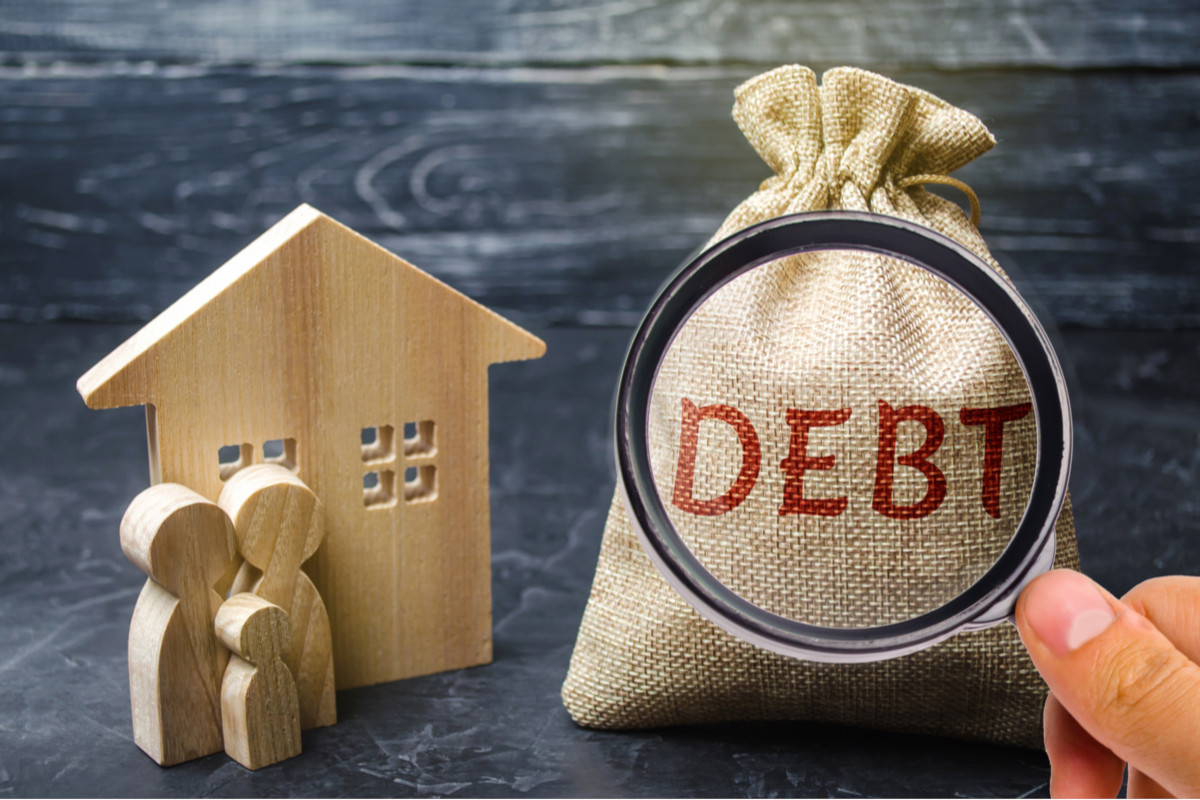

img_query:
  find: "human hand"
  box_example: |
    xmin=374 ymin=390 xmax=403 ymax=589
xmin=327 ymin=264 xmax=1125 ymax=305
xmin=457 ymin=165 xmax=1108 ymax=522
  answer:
xmin=1015 ymin=569 xmax=1200 ymax=798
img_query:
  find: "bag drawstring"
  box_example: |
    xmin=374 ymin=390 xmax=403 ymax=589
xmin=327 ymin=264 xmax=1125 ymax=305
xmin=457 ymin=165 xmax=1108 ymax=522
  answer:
xmin=897 ymin=174 xmax=981 ymax=228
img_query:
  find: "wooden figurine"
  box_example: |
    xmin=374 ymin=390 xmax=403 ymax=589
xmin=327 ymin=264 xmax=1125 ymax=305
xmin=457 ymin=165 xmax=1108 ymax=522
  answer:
xmin=120 ymin=484 xmax=237 ymax=766
xmin=215 ymin=593 xmax=302 ymax=770
xmin=219 ymin=464 xmax=336 ymax=729
xmin=78 ymin=204 xmax=545 ymax=690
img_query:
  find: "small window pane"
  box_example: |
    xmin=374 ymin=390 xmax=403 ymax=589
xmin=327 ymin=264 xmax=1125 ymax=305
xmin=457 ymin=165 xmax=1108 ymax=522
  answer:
xmin=404 ymin=464 xmax=437 ymax=503
xmin=263 ymin=438 xmax=298 ymax=472
xmin=218 ymin=443 xmax=252 ymax=481
xmin=362 ymin=425 xmax=395 ymax=463
xmin=403 ymin=420 xmax=436 ymax=457
xmin=363 ymin=470 xmax=396 ymax=508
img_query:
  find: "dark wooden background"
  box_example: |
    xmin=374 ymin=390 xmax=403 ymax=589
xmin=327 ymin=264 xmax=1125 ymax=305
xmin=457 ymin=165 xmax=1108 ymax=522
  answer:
xmin=2 ymin=2 xmax=1199 ymax=797
xmin=3 ymin=1 xmax=1199 ymax=329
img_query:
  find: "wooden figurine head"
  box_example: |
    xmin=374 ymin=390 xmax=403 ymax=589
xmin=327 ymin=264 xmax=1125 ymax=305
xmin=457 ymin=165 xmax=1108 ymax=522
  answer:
xmin=215 ymin=592 xmax=291 ymax=665
xmin=218 ymin=464 xmax=325 ymax=602
xmin=120 ymin=483 xmax=237 ymax=599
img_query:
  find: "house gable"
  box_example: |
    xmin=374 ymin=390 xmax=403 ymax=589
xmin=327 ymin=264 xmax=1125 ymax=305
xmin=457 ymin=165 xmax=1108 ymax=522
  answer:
xmin=77 ymin=204 xmax=545 ymax=411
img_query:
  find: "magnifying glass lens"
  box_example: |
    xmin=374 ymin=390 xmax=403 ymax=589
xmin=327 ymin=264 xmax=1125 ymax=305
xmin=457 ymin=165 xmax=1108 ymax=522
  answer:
xmin=618 ymin=213 xmax=1069 ymax=660
xmin=646 ymin=248 xmax=1036 ymax=629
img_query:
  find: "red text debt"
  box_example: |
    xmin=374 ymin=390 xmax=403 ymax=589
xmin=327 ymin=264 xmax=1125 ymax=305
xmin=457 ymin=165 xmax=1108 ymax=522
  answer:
xmin=671 ymin=398 xmax=1032 ymax=521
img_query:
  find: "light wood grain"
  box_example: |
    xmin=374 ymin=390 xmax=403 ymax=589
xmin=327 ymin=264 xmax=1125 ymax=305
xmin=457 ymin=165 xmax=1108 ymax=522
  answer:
xmin=219 ymin=464 xmax=336 ymax=729
xmin=4 ymin=1 xmax=1197 ymax=68
xmin=79 ymin=205 xmax=546 ymax=690
xmin=119 ymin=483 xmax=237 ymax=766
xmin=215 ymin=593 xmax=302 ymax=771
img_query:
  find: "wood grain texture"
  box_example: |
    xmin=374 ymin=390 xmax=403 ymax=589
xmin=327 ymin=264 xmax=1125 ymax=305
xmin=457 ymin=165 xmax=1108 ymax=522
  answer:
xmin=219 ymin=464 xmax=336 ymax=730
xmin=119 ymin=483 xmax=237 ymax=766
xmin=215 ymin=592 xmax=302 ymax=771
xmin=2 ymin=0 xmax=1198 ymax=68
xmin=78 ymin=205 xmax=546 ymax=691
xmin=3 ymin=65 xmax=1197 ymax=330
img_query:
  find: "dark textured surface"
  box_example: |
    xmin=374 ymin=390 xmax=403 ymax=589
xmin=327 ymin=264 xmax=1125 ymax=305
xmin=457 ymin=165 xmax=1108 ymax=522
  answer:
xmin=4 ymin=0 xmax=1199 ymax=68
xmin=0 ymin=320 xmax=1197 ymax=797
xmin=2 ymin=65 xmax=1199 ymax=329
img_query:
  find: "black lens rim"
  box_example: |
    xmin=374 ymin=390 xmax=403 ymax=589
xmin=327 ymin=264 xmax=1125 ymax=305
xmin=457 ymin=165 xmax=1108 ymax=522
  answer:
xmin=615 ymin=211 xmax=1071 ymax=658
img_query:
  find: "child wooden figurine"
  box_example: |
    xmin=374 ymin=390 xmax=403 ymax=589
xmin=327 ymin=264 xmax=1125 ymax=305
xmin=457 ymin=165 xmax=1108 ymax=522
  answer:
xmin=120 ymin=484 xmax=238 ymax=766
xmin=215 ymin=593 xmax=302 ymax=770
xmin=219 ymin=464 xmax=337 ymax=729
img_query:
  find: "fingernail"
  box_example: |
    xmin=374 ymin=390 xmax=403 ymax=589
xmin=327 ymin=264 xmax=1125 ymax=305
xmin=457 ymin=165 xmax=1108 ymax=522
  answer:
xmin=1023 ymin=570 xmax=1118 ymax=657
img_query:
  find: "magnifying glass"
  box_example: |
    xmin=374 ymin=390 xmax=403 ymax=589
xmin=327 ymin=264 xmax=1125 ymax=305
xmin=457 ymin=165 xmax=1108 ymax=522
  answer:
xmin=616 ymin=211 xmax=1071 ymax=663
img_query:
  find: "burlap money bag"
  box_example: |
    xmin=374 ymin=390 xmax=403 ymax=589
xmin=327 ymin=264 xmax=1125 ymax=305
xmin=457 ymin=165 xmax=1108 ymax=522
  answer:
xmin=561 ymin=65 xmax=1080 ymax=748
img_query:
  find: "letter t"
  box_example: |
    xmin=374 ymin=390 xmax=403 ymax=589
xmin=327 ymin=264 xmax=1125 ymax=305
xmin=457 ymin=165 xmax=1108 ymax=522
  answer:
xmin=959 ymin=402 xmax=1033 ymax=519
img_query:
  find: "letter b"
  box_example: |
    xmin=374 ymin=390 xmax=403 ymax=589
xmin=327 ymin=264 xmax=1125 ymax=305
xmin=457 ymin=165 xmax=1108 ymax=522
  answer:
xmin=873 ymin=400 xmax=947 ymax=520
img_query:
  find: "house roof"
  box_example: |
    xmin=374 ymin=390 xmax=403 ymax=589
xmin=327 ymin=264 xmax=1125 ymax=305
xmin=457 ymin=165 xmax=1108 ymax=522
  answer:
xmin=77 ymin=204 xmax=546 ymax=409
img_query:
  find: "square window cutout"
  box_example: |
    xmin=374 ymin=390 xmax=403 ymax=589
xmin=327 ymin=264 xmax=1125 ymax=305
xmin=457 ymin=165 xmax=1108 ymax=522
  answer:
xmin=362 ymin=425 xmax=395 ymax=463
xmin=405 ymin=464 xmax=437 ymax=503
xmin=404 ymin=420 xmax=436 ymax=457
xmin=363 ymin=469 xmax=396 ymax=508
xmin=218 ymin=443 xmax=252 ymax=481
xmin=263 ymin=438 xmax=298 ymax=472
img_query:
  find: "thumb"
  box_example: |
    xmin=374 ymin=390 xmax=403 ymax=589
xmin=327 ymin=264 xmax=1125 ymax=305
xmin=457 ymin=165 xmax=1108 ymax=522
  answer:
xmin=1016 ymin=569 xmax=1200 ymax=797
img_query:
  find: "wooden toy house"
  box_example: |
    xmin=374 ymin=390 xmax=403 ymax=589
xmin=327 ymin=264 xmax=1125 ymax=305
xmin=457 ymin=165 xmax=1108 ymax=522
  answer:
xmin=78 ymin=205 xmax=545 ymax=689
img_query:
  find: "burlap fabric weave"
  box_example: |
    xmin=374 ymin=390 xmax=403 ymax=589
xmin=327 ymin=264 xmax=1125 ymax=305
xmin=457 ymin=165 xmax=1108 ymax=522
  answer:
xmin=561 ymin=65 xmax=1080 ymax=748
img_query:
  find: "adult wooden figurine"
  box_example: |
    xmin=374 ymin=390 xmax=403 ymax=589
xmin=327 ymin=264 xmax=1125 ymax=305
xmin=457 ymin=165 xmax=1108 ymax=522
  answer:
xmin=120 ymin=484 xmax=238 ymax=765
xmin=219 ymin=464 xmax=337 ymax=729
xmin=216 ymin=593 xmax=302 ymax=770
